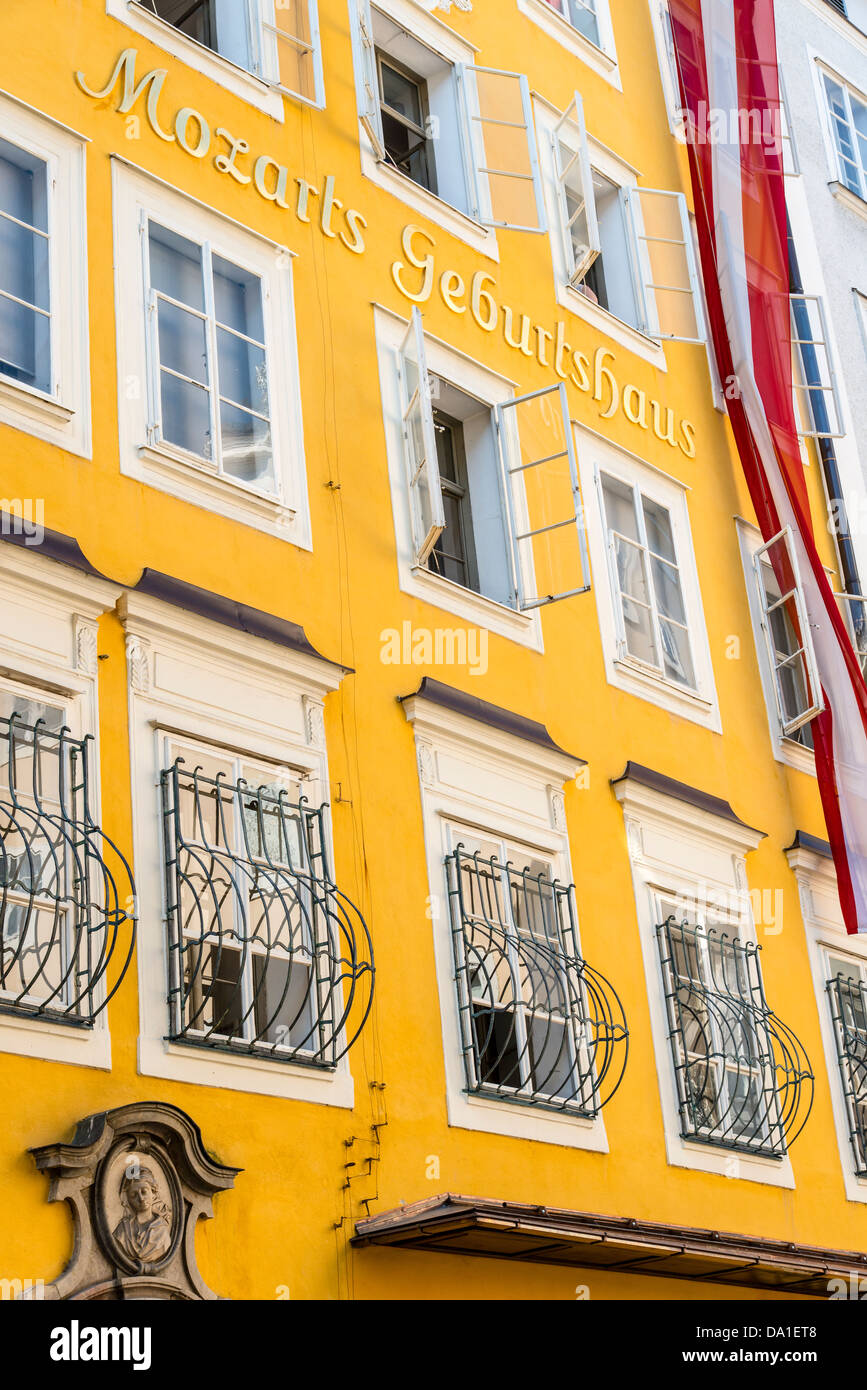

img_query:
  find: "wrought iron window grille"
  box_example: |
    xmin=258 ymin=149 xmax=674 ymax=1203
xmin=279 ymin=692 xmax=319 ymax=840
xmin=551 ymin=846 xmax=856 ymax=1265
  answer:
xmin=446 ymin=847 xmax=628 ymax=1115
xmin=0 ymin=713 xmax=136 ymax=1025
xmin=656 ymin=916 xmax=813 ymax=1157
xmin=827 ymin=971 xmax=867 ymax=1176
xmin=161 ymin=759 xmax=374 ymax=1066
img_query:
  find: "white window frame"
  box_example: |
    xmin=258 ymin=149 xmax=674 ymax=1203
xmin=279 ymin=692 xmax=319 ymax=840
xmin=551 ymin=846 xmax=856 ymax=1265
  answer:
xmin=374 ymin=304 xmax=543 ymax=650
xmin=401 ymin=685 xmax=611 ymax=1151
xmin=647 ymin=0 xmax=686 ymax=141
xmin=348 ymin=0 xmax=499 ymax=257
xmin=736 ymin=518 xmax=817 ymax=777
xmin=614 ymin=767 xmax=795 ymax=1188
xmin=516 ymin=0 xmax=620 ymax=87
xmin=113 ymin=159 xmax=310 ymax=546
xmin=818 ymin=61 xmax=867 ymax=200
xmin=790 ymin=293 xmax=846 ymax=440
xmin=535 ymin=98 xmax=668 ymax=367
xmin=787 ymin=839 xmax=867 ymax=1203
xmin=578 ymin=429 xmax=720 ymax=730
xmin=122 ymin=588 xmax=357 ymax=1104
xmin=0 ymin=93 xmax=90 ymax=458
xmin=105 ymin=0 xmax=327 ymax=119
xmin=0 ymin=541 xmax=121 ymax=1070
xmin=753 ymin=526 xmax=825 ymax=737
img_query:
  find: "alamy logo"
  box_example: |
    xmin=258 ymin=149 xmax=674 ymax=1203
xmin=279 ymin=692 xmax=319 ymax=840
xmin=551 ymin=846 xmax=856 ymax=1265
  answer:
xmin=0 ymin=498 xmax=44 ymax=546
xmin=49 ymin=1320 xmax=152 ymax=1372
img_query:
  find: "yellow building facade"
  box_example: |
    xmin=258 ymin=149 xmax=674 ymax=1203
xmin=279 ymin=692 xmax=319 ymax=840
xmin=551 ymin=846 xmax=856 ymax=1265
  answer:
xmin=0 ymin=0 xmax=865 ymax=1303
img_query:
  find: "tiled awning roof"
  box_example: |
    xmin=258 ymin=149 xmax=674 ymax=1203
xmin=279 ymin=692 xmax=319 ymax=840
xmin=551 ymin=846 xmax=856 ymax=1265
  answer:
xmin=353 ymin=1194 xmax=867 ymax=1298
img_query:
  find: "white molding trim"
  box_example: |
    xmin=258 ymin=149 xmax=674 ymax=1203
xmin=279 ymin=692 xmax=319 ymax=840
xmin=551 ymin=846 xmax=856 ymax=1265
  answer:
xmin=614 ymin=768 xmax=796 ymax=1188
xmin=0 ymin=543 xmax=122 ymax=1069
xmin=402 ymin=692 xmax=612 ymax=1151
xmin=829 ymin=179 xmax=867 ymax=223
xmin=786 ymin=842 xmax=867 ymax=1204
xmin=119 ymin=588 xmax=357 ymax=1104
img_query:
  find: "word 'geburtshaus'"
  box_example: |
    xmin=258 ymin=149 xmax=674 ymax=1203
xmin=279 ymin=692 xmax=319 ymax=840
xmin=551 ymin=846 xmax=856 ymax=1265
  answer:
xmin=75 ymin=50 xmax=367 ymax=254
xmin=391 ymin=225 xmax=696 ymax=458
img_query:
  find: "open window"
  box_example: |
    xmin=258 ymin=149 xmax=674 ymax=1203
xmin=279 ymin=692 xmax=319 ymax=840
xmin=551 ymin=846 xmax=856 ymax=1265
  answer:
xmin=754 ymin=527 xmax=824 ymax=737
xmin=552 ymin=92 xmax=600 ymax=284
xmin=353 ymin=0 xmax=546 ymax=231
xmin=791 ymin=294 xmax=845 ymax=439
xmin=397 ymin=312 xmax=591 ymax=612
xmin=624 ymin=187 xmax=705 ymax=341
xmin=136 ymin=0 xmax=325 ymax=107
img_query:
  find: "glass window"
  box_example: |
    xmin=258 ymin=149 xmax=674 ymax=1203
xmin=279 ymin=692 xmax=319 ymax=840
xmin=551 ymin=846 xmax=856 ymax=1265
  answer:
xmin=827 ymin=954 xmax=867 ymax=1175
xmin=147 ymin=221 xmax=274 ymax=490
xmin=377 ymin=53 xmax=435 ymax=193
xmin=544 ymin=0 xmax=600 ymax=47
xmin=0 ymin=136 xmax=50 ymax=394
xmin=427 ymin=409 xmax=478 ymax=591
xmin=823 ymin=71 xmax=867 ymax=199
xmin=754 ymin=528 xmax=823 ymax=737
xmin=601 ymin=472 xmax=696 ymax=687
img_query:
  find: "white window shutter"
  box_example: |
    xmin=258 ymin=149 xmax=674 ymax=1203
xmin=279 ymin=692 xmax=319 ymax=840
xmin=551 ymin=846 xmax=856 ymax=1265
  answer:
xmin=624 ymin=186 xmax=705 ymax=342
xmin=791 ymin=294 xmax=845 ymax=439
xmin=398 ymin=308 xmax=444 ymax=566
xmin=552 ymin=92 xmax=600 ymax=284
xmin=355 ymin=0 xmax=384 ymax=158
xmin=458 ymin=65 xmax=547 ymax=232
xmin=496 ymin=382 xmax=591 ymax=610
xmin=260 ymin=0 xmax=325 ymax=109
xmin=754 ymin=527 xmax=824 ymax=736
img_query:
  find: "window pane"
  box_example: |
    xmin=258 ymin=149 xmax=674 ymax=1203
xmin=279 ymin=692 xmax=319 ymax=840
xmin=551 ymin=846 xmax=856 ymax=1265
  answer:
xmin=0 ymin=216 xmax=49 ymax=312
xmin=659 ymin=616 xmax=696 ymax=687
xmin=601 ymin=473 xmax=639 ymax=541
xmin=160 ymin=372 xmax=212 ymax=459
xmin=213 ymin=255 xmax=264 ymax=342
xmin=642 ymin=496 xmax=677 ymax=562
xmin=0 ymin=138 xmax=48 ymax=231
xmin=149 ymin=223 xmax=205 ymax=310
xmin=650 ymin=556 xmax=687 ymax=624
xmin=380 ymin=62 xmax=423 ymax=125
xmin=217 ymin=328 xmax=268 ymax=414
xmin=157 ymin=299 xmax=209 ymax=384
xmin=252 ymin=954 xmax=315 ymax=1051
xmin=0 ymin=295 xmax=50 ymax=392
xmin=219 ymin=400 xmax=273 ymax=485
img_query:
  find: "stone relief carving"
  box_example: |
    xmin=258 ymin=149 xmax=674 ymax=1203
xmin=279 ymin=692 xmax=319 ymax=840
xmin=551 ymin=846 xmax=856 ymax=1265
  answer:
xmin=74 ymin=619 xmax=99 ymax=676
xmin=125 ymin=636 xmax=150 ymax=694
xmin=303 ymin=696 xmax=326 ymax=749
xmin=549 ymin=790 xmax=566 ymax=831
xmin=29 ymin=1102 xmax=241 ymax=1301
xmin=417 ymin=742 xmax=435 ymax=786
xmin=435 ymin=0 xmax=472 ymax=11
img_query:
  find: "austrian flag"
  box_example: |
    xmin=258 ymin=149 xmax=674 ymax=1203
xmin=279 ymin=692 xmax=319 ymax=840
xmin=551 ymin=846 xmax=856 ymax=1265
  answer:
xmin=668 ymin=0 xmax=867 ymax=932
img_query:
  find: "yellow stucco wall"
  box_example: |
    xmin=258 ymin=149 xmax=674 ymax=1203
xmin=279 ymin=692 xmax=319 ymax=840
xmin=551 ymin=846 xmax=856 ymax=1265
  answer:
xmin=0 ymin=0 xmax=858 ymax=1301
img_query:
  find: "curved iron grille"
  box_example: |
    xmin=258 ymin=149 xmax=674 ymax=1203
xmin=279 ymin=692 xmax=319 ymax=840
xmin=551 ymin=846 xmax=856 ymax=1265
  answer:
xmin=161 ymin=759 xmax=374 ymax=1065
xmin=827 ymin=971 xmax=867 ymax=1176
xmin=446 ymin=848 xmax=628 ymax=1115
xmin=0 ymin=713 xmax=136 ymax=1025
xmin=656 ymin=917 xmax=813 ymax=1157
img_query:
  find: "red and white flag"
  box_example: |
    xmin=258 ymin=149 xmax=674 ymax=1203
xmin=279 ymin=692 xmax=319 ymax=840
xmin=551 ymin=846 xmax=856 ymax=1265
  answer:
xmin=668 ymin=0 xmax=867 ymax=932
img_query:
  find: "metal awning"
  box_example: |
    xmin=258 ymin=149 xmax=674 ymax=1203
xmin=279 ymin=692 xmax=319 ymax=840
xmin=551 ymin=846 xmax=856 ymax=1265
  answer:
xmin=353 ymin=1194 xmax=867 ymax=1297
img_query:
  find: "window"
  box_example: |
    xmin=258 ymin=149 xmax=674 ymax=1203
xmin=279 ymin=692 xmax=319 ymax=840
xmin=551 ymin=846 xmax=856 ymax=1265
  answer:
xmin=115 ymin=163 xmax=309 ymax=543
xmin=0 ymin=137 xmax=50 ymax=395
xmin=398 ymin=308 xmax=591 ymax=612
xmin=754 ymin=527 xmax=824 ymax=738
xmin=0 ymin=684 xmax=135 ymax=1026
xmin=146 ymin=221 xmax=274 ymax=492
xmin=546 ymin=94 xmax=704 ymax=341
xmin=657 ymin=910 xmax=813 ymax=1157
xmin=791 ymin=294 xmax=844 ymax=439
xmin=542 ymin=0 xmax=600 ymax=46
xmin=447 ymin=831 xmax=627 ymax=1114
xmin=822 ymin=69 xmax=867 ymax=199
xmin=837 ymin=591 xmax=867 ymax=676
xmin=133 ymin=0 xmax=325 ymax=107
xmin=352 ymin=0 xmax=546 ymax=234
xmin=827 ymin=955 xmax=867 ymax=1176
xmin=600 ymin=471 xmax=696 ymax=688
xmin=0 ymin=96 xmax=90 ymax=456
xmin=161 ymin=736 xmax=373 ymax=1066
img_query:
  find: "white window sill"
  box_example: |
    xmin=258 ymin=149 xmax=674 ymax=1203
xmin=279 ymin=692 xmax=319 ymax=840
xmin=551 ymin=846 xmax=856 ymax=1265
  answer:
xmin=408 ymin=563 xmax=543 ymax=652
xmin=132 ymin=442 xmax=306 ymax=545
xmin=665 ymin=1131 xmax=796 ymax=1188
xmin=516 ymin=0 xmax=621 ymax=88
xmin=0 ymin=373 xmax=87 ymax=454
xmin=139 ymin=1034 xmax=356 ymax=1105
xmin=560 ymin=281 xmax=668 ymax=370
xmin=829 ymin=180 xmax=867 ymax=224
xmin=611 ymin=655 xmax=721 ymax=730
xmin=360 ymin=145 xmax=499 ymax=261
xmin=0 ymin=1009 xmax=111 ymax=1070
xmin=108 ymin=0 xmax=285 ymax=121
xmin=777 ymin=735 xmax=817 ymax=777
xmin=448 ymin=1087 xmax=610 ymax=1151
